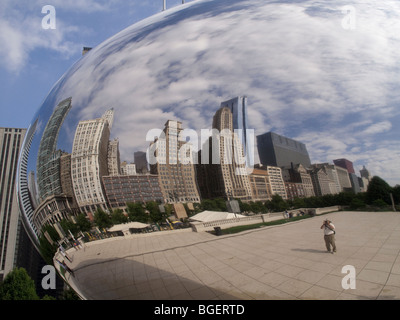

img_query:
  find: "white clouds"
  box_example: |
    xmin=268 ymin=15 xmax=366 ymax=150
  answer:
xmin=0 ymin=2 xmax=81 ymax=73
xmin=361 ymin=121 xmax=392 ymax=135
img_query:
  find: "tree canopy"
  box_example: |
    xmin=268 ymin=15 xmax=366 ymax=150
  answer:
xmin=0 ymin=268 xmax=39 ymax=300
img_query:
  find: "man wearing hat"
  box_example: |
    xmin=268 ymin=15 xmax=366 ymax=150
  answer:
xmin=321 ymin=219 xmax=336 ymax=253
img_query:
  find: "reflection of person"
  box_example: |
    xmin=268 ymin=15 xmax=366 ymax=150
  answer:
xmin=59 ymin=245 xmax=72 ymax=263
xmin=56 ymin=259 xmax=74 ymax=276
xmin=320 ymin=219 xmax=336 ymax=254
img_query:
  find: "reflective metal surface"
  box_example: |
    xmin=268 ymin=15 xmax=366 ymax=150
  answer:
xmin=17 ymin=0 xmax=400 ymax=245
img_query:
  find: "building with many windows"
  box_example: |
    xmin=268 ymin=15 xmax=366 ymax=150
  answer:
xmin=199 ymin=106 xmax=253 ymax=201
xmin=36 ymin=97 xmax=72 ymax=202
xmin=71 ymin=109 xmax=114 ymax=214
xmin=265 ymin=165 xmax=287 ymax=200
xmin=248 ymin=168 xmax=273 ymax=201
xmin=281 ymin=163 xmax=315 ymax=198
xmin=107 ymin=139 xmax=121 ymax=176
xmin=335 ymin=165 xmax=352 ymax=192
xmin=150 ymin=120 xmax=201 ymax=203
xmin=308 ymin=166 xmax=332 ymax=197
xmin=102 ymin=174 xmax=164 ymax=209
xmin=0 ymin=127 xmax=26 ymax=280
xmin=220 ymin=96 xmax=253 ymax=167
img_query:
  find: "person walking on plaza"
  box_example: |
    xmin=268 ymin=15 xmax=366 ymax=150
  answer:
xmin=321 ymin=219 xmax=336 ymax=254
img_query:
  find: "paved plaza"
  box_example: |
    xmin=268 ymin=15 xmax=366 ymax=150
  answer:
xmin=57 ymin=211 xmax=400 ymax=300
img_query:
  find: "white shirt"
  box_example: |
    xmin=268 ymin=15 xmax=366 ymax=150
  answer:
xmin=324 ymin=223 xmax=335 ymax=235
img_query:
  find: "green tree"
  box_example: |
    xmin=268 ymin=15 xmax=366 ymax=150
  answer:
xmin=350 ymin=198 xmax=366 ymax=210
xmin=59 ymin=218 xmax=79 ymax=237
xmin=146 ymin=201 xmax=164 ymax=223
xmin=266 ymin=194 xmax=289 ymax=212
xmin=0 ymin=268 xmax=39 ymax=300
xmin=250 ymin=201 xmax=266 ymax=213
xmin=214 ymin=198 xmax=228 ymax=211
xmin=127 ymin=202 xmax=149 ymax=223
xmin=200 ymin=199 xmax=219 ymax=211
xmin=392 ymin=185 xmax=400 ymax=203
xmin=239 ymin=200 xmax=251 ymax=213
xmin=292 ymin=197 xmax=306 ymax=209
xmin=93 ymin=208 xmax=113 ymax=229
xmin=366 ymin=176 xmax=392 ymax=205
xmin=372 ymin=199 xmax=388 ymax=208
xmin=39 ymin=224 xmax=60 ymax=264
xmin=110 ymin=208 xmax=128 ymax=224
xmin=334 ymin=191 xmax=356 ymax=206
xmin=75 ymin=213 xmax=92 ymax=232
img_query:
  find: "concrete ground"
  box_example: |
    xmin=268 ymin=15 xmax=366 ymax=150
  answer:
xmin=57 ymin=211 xmax=400 ymax=300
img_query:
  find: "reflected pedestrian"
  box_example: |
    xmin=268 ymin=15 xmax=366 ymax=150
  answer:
xmin=59 ymin=244 xmax=72 ymax=263
xmin=56 ymin=259 xmax=74 ymax=277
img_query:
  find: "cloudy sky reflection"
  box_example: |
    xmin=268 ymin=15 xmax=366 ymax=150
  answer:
xmin=24 ymin=0 xmax=400 ymax=186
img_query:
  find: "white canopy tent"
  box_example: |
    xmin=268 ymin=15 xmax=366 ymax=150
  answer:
xmin=107 ymin=222 xmax=150 ymax=234
xmin=189 ymin=211 xmax=245 ymax=223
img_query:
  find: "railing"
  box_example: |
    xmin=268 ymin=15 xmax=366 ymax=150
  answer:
xmin=190 ymin=206 xmax=341 ymax=232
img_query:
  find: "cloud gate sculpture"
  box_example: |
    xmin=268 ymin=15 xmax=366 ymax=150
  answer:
xmin=16 ymin=0 xmax=400 ymax=299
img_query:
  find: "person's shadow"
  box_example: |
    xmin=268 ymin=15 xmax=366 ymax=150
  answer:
xmin=291 ymin=248 xmax=327 ymax=254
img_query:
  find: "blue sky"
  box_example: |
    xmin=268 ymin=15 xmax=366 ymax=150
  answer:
xmin=1 ymin=0 xmax=399 ymax=187
xmin=0 ymin=0 xmax=189 ymax=128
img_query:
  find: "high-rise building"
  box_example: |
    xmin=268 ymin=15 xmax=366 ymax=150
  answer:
xmin=308 ymin=166 xmax=332 ymax=197
xmin=333 ymin=158 xmax=360 ymax=193
xmin=17 ymin=118 xmax=40 ymax=241
xmin=333 ymin=158 xmax=355 ymax=174
xmin=281 ymin=163 xmax=315 ymax=198
xmin=248 ymin=168 xmax=273 ymax=201
xmin=103 ymin=174 xmax=164 ymax=209
xmin=265 ymin=166 xmax=287 ymax=200
xmin=220 ymin=96 xmax=253 ymax=167
xmin=107 ymin=139 xmax=121 ymax=176
xmin=71 ymin=108 xmax=114 ymax=214
xmin=199 ymin=107 xmax=252 ymax=201
xmin=150 ymin=120 xmax=201 ymax=203
xmin=121 ymin=162 xmax=137 ymax=175
xmin=335 ymin=165 xmax=352 ymax=192
xmin=36 ymin=97 xmax=72 ymax=202
xmin=257 ymin=132 xmax=311 ymax=168
xmin=312 ymin=163 xmax=341 ymax=194
xmin=134 ymin=151 xmax=149 ymax=174
xmin=360 ymin=165 xmax=372 ymax=181
xmin=0 ymin=127 xmax=26 ymax=280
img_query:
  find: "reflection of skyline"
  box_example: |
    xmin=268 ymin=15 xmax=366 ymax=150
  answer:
xmin=17 ymin=0 xmax=400 ymax=243
xmin=21 ymin=0 xmax=399 ymax=186
xmin=36 ymin=98 xmax=72 ymax=202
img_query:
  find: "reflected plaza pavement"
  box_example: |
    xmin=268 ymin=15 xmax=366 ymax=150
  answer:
xmin=55 ymin=211 xmax=400 ymax=300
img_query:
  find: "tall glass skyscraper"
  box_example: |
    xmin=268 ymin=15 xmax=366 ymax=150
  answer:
xmin=36 ymin=97 xmax=72 ymax=201
xmin=220 ymin=96 xmax=254 ymax=167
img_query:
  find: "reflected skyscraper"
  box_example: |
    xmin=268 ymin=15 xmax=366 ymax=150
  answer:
xmin=200 ymin=106 xmax=253 ymax=201
xmin=36 ymin=97 xmax=72 ymax=201
xmin=150 ymin=120 xmax=201 ymax=203
xmin=71 ymin=108 xmax=114 ymax=215
xmin=220 ymin=96 xmax=253 ymax=167
xmin=257 ymin=132 xmax=311 ymax=169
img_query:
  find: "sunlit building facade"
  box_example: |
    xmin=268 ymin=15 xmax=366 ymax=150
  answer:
xmin=71 ymin=109 xmax=114 ymax=214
